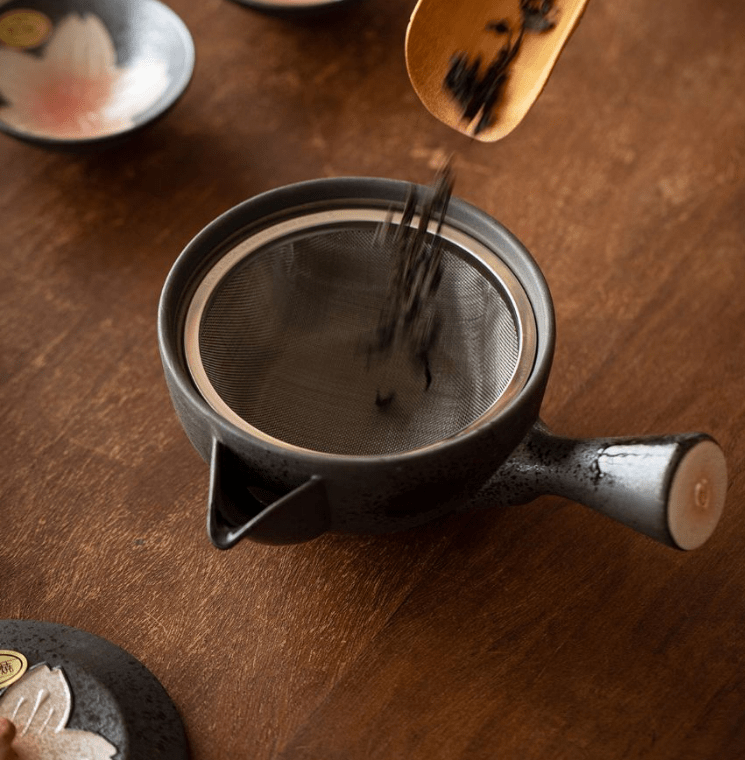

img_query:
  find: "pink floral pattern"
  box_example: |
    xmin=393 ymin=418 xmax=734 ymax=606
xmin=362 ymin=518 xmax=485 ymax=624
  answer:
xmin=0 ymin=13 xmax=170 ymax=139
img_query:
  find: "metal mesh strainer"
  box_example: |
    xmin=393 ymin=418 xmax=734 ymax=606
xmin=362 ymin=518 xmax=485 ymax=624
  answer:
xmin=183 ymin=206 xmax=537 ymax=456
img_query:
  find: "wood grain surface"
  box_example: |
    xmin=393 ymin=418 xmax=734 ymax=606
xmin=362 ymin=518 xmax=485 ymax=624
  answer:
xmin=1 ymin=0 xmax=744 ymax=758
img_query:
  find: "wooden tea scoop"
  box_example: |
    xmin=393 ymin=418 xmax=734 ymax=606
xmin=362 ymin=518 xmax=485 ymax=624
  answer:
xmin=405 ymin=0 xmax=590 ymax=142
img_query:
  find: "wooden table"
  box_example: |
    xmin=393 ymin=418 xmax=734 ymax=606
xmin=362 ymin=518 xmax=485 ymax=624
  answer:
xmin=2 ymin=0 xmax=744 ymax=757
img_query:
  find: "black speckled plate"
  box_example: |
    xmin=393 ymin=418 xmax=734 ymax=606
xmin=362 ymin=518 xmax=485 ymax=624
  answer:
xmin=0 ymin=620 xmax=188 ymax=760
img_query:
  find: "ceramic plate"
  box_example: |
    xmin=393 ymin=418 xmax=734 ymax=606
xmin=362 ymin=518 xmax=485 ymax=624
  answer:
xmin=0 ymin=620 xmax=188 ymax=760
xmin=0 ymin=0 xmax=195 ymax=147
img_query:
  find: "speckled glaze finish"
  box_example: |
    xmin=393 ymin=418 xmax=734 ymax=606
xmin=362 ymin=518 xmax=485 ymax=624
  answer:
xmin=468 ymin=423 xmax=720 ymax=548
xmin=0 ymin=620 xmax=188 ymax=760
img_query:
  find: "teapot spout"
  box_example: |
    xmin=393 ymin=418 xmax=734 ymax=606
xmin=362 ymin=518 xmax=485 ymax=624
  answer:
xmin=207 ymin=440 xmax=330 ymax=548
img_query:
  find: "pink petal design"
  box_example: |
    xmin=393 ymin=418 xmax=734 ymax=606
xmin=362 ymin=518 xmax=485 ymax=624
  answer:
xmin=1 ymin=665 xmax=71 ymax=735
xmin=23 ymin=726 xmax=117 ymax=758
xmin=0 ymin=69 xmax=117 ymax=138
xmin=104 ymin=59 xmax=170 ymax=121
xmin=43 ymin=13 xmax=117 ymax=77
xmin=0 ymin=48 xmax=48 ymax=109
xmin=0 ymin=664 xmax=117 ymax=759
xmin=0 ymin=12 xmax=171 ymax=139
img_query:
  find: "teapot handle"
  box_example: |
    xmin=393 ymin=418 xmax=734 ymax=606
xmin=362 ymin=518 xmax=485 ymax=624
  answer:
xmin=473 ymin=423 xmax=727 ymax=550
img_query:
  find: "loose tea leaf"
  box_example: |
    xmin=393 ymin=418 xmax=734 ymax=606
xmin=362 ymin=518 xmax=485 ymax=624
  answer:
xmin=444 ymin=0 xmax=558 ymax=135
xmin=521 ymin=0 xmax=557 ymax=31
xmin=367 ymin=159 xmax=455 ymax=403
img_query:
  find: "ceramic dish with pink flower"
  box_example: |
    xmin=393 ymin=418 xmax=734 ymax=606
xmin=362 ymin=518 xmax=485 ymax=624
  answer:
xmin=0 ymin=0 xmax=194 ymax=147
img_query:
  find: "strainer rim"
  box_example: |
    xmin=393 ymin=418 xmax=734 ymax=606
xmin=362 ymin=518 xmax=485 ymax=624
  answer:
xmin=158 ymin=176 xmax=556 ymax=465
xmin=183 ymin=206 xmax=537 ymax=458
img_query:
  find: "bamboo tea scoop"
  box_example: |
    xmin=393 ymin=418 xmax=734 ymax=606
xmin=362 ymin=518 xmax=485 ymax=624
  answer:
xmin=406 ymin=0 xmax=590 ymax=142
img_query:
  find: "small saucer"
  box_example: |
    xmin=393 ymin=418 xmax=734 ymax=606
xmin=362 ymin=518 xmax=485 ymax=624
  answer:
xmin=227 ymin=0 xmax=365 ymax=17
xmin=0 ymin=0 xmax=195 ymax=148
xmin=0 ymin=620 xmax=188 ymax=760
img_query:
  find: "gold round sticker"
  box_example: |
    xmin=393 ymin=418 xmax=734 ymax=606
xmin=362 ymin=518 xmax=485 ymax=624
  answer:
xmin=0 ymin=9 xmax=52 ymax=49
xmin=0 ymin=650 xmax=28 ymax=689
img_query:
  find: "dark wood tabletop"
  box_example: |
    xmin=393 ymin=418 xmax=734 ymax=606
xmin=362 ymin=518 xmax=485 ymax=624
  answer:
xmin=2 ymin=0 xmax=744 ymax=758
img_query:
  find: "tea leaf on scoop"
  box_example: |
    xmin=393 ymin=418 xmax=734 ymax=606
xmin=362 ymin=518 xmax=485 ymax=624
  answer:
xmin=443 ymin=0 xmax=558 ymax=135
